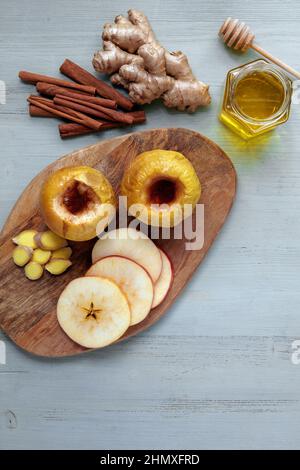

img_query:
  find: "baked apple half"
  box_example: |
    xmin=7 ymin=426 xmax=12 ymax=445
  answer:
xmin=120 ymin=150 xmax=201 ymax=227
xmin=40 ymin=166 xmax=116 ymax=241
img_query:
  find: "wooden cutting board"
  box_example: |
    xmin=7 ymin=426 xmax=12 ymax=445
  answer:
xmin=0 ymin=128 xmax=236 ymax=357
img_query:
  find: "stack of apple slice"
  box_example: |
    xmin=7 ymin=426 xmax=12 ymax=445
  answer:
xmin=57 ymin=228 xmax=173 ymax=349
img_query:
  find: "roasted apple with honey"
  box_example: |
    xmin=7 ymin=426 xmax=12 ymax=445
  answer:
xmin=120 ymin=150 xmax=201 ymax=227
xmin=40 ymin=166 xmax=116 ymax=241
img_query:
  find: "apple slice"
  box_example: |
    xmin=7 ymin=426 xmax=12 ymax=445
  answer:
xmin=57 ymin=276 xmax=130 ymax=348
xmin=152 ymin=249 xmax=173 ymax=308
xmin=86 ymin=256 xmax=154 ymax=326
xmin=92 ymin=228 xmax=162 ymax=282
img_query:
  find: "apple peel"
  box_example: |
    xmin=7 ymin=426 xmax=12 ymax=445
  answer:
xmin=152 ymin=249 xmax=173 ymax=308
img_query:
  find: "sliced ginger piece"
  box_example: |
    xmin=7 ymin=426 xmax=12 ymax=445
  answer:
xmin=12 ymin=246 xmax=33 ymax=267
xmin=12 ymin=229 xmax=38 ymax=249
xmin=35 ymin=230 xmax=68 ymax=251
xmin=51 ymin=247 xmax=72 ymax=260
xmin=24 ymin=261 xmax=44 ymax=280
xmin=45 ymin=258 xmax=72 ymax=275
xmin=32 ymin=248 xmax=52 ymax=265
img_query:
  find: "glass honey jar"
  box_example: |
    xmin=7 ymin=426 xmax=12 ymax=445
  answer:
xmin=220 ymin=59 xmax=293 ymax=139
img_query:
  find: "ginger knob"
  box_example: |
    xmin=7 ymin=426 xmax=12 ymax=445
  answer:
xmin=51 ymin=247 xmax=72 ymax=260
xmin=45 ymin=259 xmax=72 ymax=275
xmin=32 ymin=248 xmax=52 ymax=264
xmin=24 ymin=262 xmax=44 ymax=280
xmin=12 ymin=229 xmax=38 ymax=249
xmin=35 ymin=231 xmax=68 ymax=251
xmin=93 ymin=9 xmax=211 ymax=112
xmin=12 ymin=246 xmax=33 ymax=267
xmin=12 ymin=228 xmax=72 ymax=280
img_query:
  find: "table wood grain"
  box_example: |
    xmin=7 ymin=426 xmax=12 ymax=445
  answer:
xmin=1 ymin=0 xmax=300 ymax=450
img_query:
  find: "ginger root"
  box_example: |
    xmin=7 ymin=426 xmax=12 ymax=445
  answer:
xmin=45 ymin=259 xmax=72 ymax=275
xmin=25 ymin=262 xmax=44 ymax=280
xmin=35 ymin=230 xmax=68 ymax=251
xmin=13 ymin=246 xmax=33 ymax=267
xmin=93 ymin=9 xmax=211 ymax=112
xmin=32 ymin=248 xmax=52 ymax=265
xmin=51 ymin=247 xmax=72 ymax=260
xmin=12 ymin=228 xmax=72 ymax=280
xmin=12 ymin=229 xmax=38 ymax=249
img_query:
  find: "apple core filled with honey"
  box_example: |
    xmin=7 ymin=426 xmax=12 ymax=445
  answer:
xmin=40 ymin=166 xmax=116 ymax=241
xmin=147 ymin=177 xmax=183 ymax=205
xmin=120 ymin=149 xmax=201 ymax=227
xmin=62 ymin=180 xmax=98 ymax=215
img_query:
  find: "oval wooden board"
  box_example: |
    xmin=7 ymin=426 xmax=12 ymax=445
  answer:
xmin=0 ymin=128 xmax=236 ymax=357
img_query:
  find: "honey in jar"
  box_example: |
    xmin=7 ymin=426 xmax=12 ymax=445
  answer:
xmin=220 ymin=59 xmax=293 ymax=139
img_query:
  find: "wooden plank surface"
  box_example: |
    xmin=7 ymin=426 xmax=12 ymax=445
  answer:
xmin=1 ymin=0 xmax=300 ymax=450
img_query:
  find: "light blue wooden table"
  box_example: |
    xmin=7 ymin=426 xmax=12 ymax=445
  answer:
xmin=1 ymin=0 xmax=300 ymax=450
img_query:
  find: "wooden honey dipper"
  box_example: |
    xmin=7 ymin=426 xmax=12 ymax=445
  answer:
xmin=219 ymin=17 xmax=300 ymax=80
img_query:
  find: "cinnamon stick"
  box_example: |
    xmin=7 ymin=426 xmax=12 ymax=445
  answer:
xmin=57 ymin=91 xmax=116 ymax=109
xmin=33 ymin=96 xmax=104 ymax=124
xmin=29 ymin=104 xmax=55 ymax=117
xmin=29 ymin=95 xmax=54 ymax=105
xmin=127 ymin=110 xmax=146 ymax=124
xmin=19 ymin=71 xmax=96 ymax=95
xmin=29 ymin=95 xmax=73 ymax=113
xmin=59 ymin=111 xmax=146 ymax=138
xmin=36 ymin=82 xmax=89 ymax=97
xmin=36 ymin=82 xmax=117 ymax=108
xmin=29 ymin=95 xmax=98 ymax=122
xmin=29 ymin=96 xmax=77 ymax=119
xmin=29 ymin=95 xmax=106 ymax=120
xmin=54 ymin=95 xmax=134 ymax=124
xmin=59 ymin=121 xmax=123 ymax=138
xmin=27 ymin=96 xmax=103 ymax=130
xmin=60 ymin=59 xmax=133 ymax=110
xmin=53 ymin=96 xmax=113 ymax=120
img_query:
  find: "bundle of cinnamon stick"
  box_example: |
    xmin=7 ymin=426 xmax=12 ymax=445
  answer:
xmin=19 ymin=59 xmax=146 ymax=138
